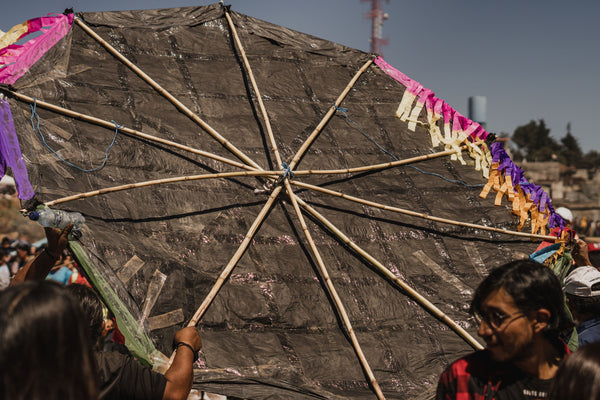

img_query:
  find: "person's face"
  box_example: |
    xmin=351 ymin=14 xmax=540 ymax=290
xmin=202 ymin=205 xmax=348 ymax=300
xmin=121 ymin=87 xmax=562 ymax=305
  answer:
xmin=17 ymin=248 xmax=28 ymax=258
xmin=475 ymin=287 xmax=538 ymax=363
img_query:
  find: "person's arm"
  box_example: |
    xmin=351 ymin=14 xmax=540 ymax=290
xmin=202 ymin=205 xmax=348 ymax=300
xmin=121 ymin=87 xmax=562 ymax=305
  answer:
xmin=10 ymin=224 xmax=72 ymax=285
xmin=572 ymin=239 xmax=592 ymax=268
xmin=162 ymin=326 xmax=202 ymax=400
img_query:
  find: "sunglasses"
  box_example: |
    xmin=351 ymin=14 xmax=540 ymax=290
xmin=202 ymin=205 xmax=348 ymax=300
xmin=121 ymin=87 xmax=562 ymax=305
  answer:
xmin=473 ymin=310 xmax=525 ymax=331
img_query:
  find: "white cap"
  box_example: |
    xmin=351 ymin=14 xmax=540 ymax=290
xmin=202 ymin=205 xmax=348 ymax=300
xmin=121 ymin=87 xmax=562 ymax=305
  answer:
xmin=556 ymin=207 xmax=573 ymax=223
xmin=564 ymin=266 xmax=600 ymax=297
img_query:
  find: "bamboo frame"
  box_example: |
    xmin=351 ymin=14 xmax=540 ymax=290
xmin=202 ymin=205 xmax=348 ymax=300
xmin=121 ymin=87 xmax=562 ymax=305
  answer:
xmin=5 ymin=90 xmax=255 ymax=172
xmin=44 ymin=170 xmax=280 ymax=207
xmin=189 ymin=185 xmax=283 ymax=326
xmin=293 ymin=195 xmax=484 ymax=350
xmin=288 ymin=58 xmax=374 ymax=170
xmin=167 ymin=186 xmax=284 ymax=368
xmin=290 ymin=180 xmax=557 ymax=241
xmin=20 ymin=14 xmax=535 ymax=369
xmin=291 ymin=147 xmax=465 ymax=176
xmin=40 ymin=147 xmax=463 ymax=207
xmin=73 ymin=17 xmax=263 ymax=171
xmin=284 ymin=179 xmax=385 ymax=399
xmin=225 ymin=10 xmax=283 ymax=168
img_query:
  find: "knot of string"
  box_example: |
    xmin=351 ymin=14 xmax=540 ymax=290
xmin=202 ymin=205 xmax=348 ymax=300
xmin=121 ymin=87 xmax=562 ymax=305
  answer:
xmin=280 ymin=162 xmax=295 ymax=180
xmin=30 ymin=98 xmax=121 ymax=172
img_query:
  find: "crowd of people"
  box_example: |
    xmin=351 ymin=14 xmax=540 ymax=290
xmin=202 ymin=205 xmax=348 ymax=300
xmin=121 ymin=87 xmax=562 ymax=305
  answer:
xmin=3 ymin=208 xmax=600 ymax=400
xmin=0 ymin=234 xmax=90 ymax=290
xmin=573 ymin=216 xmax=600 ymax=238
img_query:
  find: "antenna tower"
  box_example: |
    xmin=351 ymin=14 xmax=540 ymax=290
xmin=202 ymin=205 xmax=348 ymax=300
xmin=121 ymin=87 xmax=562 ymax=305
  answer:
xmin=362 ymin=0 xmax=389 ymax=55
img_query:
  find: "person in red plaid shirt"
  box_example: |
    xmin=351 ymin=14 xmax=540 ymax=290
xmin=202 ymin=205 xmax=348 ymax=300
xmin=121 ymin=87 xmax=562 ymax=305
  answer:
xmin=436 ymin=260 xmax=573 ymax=400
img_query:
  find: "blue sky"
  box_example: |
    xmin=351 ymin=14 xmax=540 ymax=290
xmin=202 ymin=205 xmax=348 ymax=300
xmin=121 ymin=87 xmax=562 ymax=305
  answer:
xmin=2 ymin=0 xmax=599 ymax=153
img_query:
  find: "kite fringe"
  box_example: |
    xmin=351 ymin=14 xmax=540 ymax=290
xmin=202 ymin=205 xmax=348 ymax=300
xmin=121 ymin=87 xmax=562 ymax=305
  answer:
xmin=374 ymin=56 xmax=565 ymax=236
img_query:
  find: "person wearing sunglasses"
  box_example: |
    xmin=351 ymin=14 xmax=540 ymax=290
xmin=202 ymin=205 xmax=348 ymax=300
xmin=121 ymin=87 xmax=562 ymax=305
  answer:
xmin=436 ymin=259 xmax=573 ymax=400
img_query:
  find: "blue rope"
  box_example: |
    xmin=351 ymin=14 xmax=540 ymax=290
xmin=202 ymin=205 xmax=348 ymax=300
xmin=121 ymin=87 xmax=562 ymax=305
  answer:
xmin=334 ymin=105 xmax=399 ymax=161
xmin=280 ymin=162 xmax=295 ymax=179
xmin=333 ymin=104 xmax=485 ymax=188
xmin=404 ymin=165 xmax=485 ymax=188
xmin=30 ymin=98 xmax=121 ymax=172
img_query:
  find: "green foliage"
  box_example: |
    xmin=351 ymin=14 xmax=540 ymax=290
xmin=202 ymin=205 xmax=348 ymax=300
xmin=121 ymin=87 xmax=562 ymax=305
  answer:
xmin=560 ymin=133 xmax=583 ymax=166
xmin=582 ymin=150 xmax=600 ymax=170
xmin=511 ymin=120 xmax=596 ymax=169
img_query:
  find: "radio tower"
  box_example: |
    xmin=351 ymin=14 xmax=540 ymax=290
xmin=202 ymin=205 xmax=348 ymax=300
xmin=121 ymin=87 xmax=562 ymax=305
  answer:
xmin=362 ymin=0 xmax=389 ymax=55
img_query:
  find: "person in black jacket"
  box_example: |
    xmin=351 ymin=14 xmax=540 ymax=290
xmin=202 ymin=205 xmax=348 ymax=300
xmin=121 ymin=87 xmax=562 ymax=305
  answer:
xmin=12 ymin=224 xmax=202 ymax=400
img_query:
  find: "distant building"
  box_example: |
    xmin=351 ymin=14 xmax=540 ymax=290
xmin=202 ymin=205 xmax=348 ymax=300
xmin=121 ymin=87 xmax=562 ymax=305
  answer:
xmin=468 ymin=96 xmax=487 ymax=130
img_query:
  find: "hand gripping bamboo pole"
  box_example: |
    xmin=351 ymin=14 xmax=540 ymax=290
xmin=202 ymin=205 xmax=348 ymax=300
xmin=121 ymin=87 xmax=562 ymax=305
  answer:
xmin=290 ymin=181 xmax=557 ymax=241
xmin=73 ymin=17 xmax=263 ymax=171
xmin=5 ymin=90 xmax=255 ymax=172
xmin=284 ymin=179 xmax=385 ymax=399
xmin=292 ymin=195 xmax=484 ymax=351
xmin=225 ymin=10 xmax=283 ymax=168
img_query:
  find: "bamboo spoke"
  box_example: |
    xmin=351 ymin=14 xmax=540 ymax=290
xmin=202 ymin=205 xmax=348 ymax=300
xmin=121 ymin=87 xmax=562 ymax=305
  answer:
xmin=291 ymin=180 xmax=555 ymax=241
xmin=291 ymin=147 xmax=465 ymax=176
xmin=188 ymin=185 xmax=282 ymax=326
xmin=44 ymin=170 xmax=280 ymax=207
xmin=288 ymin=58 xmax=374 ymax=170
xmin=225 ymin=11 xmax=283 ymax=167
xmin=74 ymin=17 xmax=263 ymax=171
xmin=292 ymin=194 xmax=483 ymax=350
xmin=284 ymin=179 xmax=385 ymax=399
xmin=5 ymin=90 xmax=255 ymax=172
xmin=166 ymin=185 xmax=284 ymax=368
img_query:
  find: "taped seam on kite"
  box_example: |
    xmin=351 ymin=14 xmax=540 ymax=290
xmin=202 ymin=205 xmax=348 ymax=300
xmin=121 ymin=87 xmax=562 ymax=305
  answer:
xmin=413 ymin=250 xmax=472 ymax=296
xmin=463 ymin=243 xmax=487 ymax=280
xmin=148 ymin=309 xmax=185 ymax=331
xmin=138 ymin=269 xmax=168 ymax=328
xmin=117 ymin=255 xmax=145 ymax=284
xmin=0 ymin=13 xmax=73 ymax=85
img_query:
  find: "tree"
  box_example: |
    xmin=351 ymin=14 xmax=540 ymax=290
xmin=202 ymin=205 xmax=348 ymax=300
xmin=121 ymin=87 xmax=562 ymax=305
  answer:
xmin=511 ymin=119 xmax=561 ymax=161
xmin=582 ymin=150 xmax=600 ymax=171
xmin=560 ymin=132 xmax=583 ymax=167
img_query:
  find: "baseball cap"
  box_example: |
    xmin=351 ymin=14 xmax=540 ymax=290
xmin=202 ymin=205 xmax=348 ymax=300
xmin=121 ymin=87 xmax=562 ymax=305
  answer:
xmin=589 ymin=242 xmax=600 ymax=253
xmin=555 ymin=207 xmax=573 ymax=223
xmin=564 ymin=266 xmax=600 ymax=297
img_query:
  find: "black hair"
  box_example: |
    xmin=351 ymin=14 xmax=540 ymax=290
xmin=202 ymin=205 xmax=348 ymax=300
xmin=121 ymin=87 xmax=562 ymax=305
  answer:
xmin=16 ymin=243 xmax=30 ymax=253
xmin=0 ymin=281 xmax=98 ymax=400
xmin=549 ymin=342 xmax=600 ymax=400
xmin=471 ymin=259 xmax=573 ymax=338
xmin=566 ymin=293 xmax=600 ymax=316
xmin=65 ymin=283 xmax=105 ymax=349
xmin=589 ymin=251 xmax=600 ymax=269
